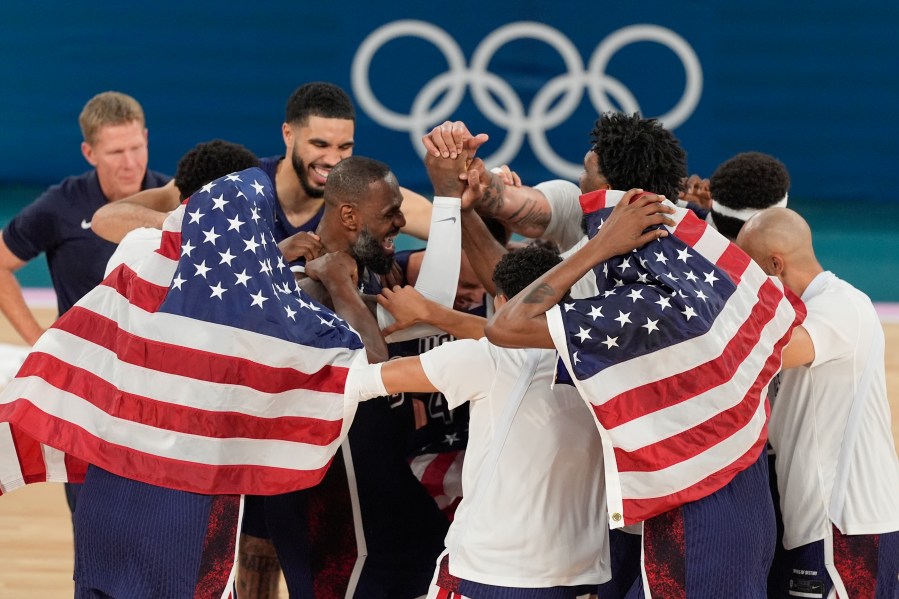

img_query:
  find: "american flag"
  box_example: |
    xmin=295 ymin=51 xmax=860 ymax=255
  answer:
xmin=546 ymin=189 xmax=805 ymax=527
xmin=0 ymin=167 xmax=364 ymax=496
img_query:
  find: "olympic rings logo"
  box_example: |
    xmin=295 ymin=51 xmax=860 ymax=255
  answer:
xmin=351 ymin=21 xmax=703 ymax=180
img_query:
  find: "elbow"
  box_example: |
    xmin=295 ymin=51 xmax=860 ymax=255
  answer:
xmin=484 ymin=314 xmax=510 ymax=347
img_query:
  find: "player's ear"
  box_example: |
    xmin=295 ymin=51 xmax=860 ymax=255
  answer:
xmin=81 ymin=141 xmax=97 ymax=167
xmin=769 ymin=254 xmax=785 ymax=277
xmin=339 ymin=203 xmax=358 ymax=231
xmin=494 ymin=293 xmax=508 ymax=308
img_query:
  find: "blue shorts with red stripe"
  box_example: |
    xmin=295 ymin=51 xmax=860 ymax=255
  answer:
xmin=73 ymin=465 xmax=240 ymax=599
xmin=626 ymin=448 xmax=776 ymax=598
xmin=771 ymin=525 xmax=899 ymax=599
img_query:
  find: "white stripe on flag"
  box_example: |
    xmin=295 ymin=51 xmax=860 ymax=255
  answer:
xmin=2 ymin=377 xmax=341 ymax=470
xmin=0 ymin=423 xmax=25 ymax=493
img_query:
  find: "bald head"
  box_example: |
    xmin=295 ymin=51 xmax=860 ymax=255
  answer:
xmin=736 ymin=207 xmax=821 ymax=294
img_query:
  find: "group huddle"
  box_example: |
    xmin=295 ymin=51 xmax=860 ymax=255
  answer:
xmin=0 ymin=82 xmax=896 ymax=599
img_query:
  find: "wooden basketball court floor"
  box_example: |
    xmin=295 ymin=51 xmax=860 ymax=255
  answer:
xmin=0 ymin=307 xmax=897 ymax=598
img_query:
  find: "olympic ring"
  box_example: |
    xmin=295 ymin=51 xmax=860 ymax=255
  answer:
xmin=351 ymin=20 xmax=703 ymax=180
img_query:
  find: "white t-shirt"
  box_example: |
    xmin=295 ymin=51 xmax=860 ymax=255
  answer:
xmin=536 ymin=180 xmax=603 ymax=299
xmin=537 ymin=179 xmax=583 ymax=254
xmin=771 ymin=271 xmax=899 ymax=549
xmin=419 ymin=338 xmax=609 ymax=587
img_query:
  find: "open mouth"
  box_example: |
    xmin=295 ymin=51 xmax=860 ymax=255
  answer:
xmin=382 ymin=233 xmax=397 ymax=254
xmin=309 ymin=164 xmax=331 ymax=186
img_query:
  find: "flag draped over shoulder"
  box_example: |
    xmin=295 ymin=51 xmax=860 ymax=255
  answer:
xmin=0 ymin=167 xmax=364 ymax=496
xmin=546 ymin=189 xmax=805 ymax=527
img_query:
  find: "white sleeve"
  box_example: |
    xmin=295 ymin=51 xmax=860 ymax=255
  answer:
xmin=377 ymin=196 xmax=461 ymax=343
xmin=104 ymin=227 xmax=163 ymax=277
xmin=419 ymin=338 xmax=493 ymax=410
xmin=536 ymin=180 xmax=584 ymax=253
xmin=804 ymin=294 xmax=857 ymax=367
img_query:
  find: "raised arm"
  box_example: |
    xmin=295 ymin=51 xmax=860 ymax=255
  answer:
xmin=422 ymin=121 xmax=552 ymax=238
xmin=91 ymin=180 xmax=181 ymax=243
xmin=304 ymin=251 xmax=389 ymax=364
xmin=486 ymin=190 xmax=675 ymax=349
xmin=398 ymin=187 xmax=433 ymax=240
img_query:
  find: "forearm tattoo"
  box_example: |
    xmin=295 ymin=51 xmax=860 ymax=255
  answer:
xmin=479 ymin=177 xmax=505 ymax=215
xmin=522 ymin=283 xmax=556 ymax=304
xmin=507 ymin=197 xmax=551 ymax=230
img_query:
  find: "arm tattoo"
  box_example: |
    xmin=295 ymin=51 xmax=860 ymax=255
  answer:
xmin=507 ymin=197 xmax=551 ymax=230
xmin=479 ymin=177 xmax=505 ymax=216
xmin=522 ymin=283 xmax=556 ymax=304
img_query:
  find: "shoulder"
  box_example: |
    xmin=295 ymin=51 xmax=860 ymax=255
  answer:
xmin=534 ymin=180 xmax=581 ymax=207
xmin=144 ymin=170 xmax=172 ymax=188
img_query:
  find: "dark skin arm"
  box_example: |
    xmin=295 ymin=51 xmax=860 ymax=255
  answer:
xmin=303 ymin=252 xmax=389 ymax=364
xmin=422 ymin=121 xmax=552 ymax=237
xmin=486 ymin=190 xmax=676 ymax=349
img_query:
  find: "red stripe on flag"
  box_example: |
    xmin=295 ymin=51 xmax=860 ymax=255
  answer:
xmin=671 ymin=208 xmax=705 ymax=247
xmin=10 ymin=417 xmax=48 ymax=484
xmin=620 ymin=419 xmax=769 ymax=525
xmin=579 ymin=189 xmax=609 ymax=214
xmin=17 ymin=352 xmax=343 ymax=445
xmin=6 ymin=399 xmax=331 ymax=494
xmin=101 ymin=264 xmax=169 ymax=313
xmin=420 ymin=452 xmax=458 ymax=498
xmin=612 ymin=333 xmax=779 ymax=472
xmin=597 ymin=279 xmax=785 ymax=428
xmin=55 ymin=307 xmax=349 ymax=394
xmin=159 ymin=229 xmax=182 ymax=261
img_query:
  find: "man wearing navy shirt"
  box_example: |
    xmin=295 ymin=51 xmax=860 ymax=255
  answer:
xmin=0 ymin=91 xmax=169 ymax=346
xmin=0 ymin=92 xmax=169 ymax=515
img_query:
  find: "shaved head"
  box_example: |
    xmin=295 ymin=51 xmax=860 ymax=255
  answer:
xmin=736 ymin=207 xmax=821 ymax=294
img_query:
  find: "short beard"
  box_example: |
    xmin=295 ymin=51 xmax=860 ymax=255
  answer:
xmin=352 ymin=228 xmax=394 ymax=275
xmin=290 ymin=151 xmax=324 ymax=199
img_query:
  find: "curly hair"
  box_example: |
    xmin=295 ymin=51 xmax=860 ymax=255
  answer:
xmin=709 ymin=152 xmax=790 ymax=210
xmin=174 ymin=140 xmax=259 ymax=200
xmin=285 ymin=82 xmax=355 ymax=126
xmin=708 ymin=152 xmax=790 ymax=240
xmin=492 ymin=244 xmax=562 ymax=299
xmin=590 ymin=112 xmax=687 ymax=200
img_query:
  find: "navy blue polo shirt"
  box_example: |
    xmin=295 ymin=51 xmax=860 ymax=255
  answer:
xmin=3 ymin=169 xmax=169 ymax=315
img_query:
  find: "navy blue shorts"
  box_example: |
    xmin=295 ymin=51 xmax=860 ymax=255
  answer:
xmin=434 ymin=554 xmax=594 ymax=599
xmin=73 ymin=465 xmax=241 ymax=599
xmin=627 ymin=448 xmax=775 ymax=598
xmin=772 ymin=525 xmax=899 ymax=598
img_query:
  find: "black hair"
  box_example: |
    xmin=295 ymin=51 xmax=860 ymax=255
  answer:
xmin=481 ymin=215 xmax=511 ymax=246
xmin=324 ymin=155 xmax=394 ymax=205
xmin=174 ymin=140 xmax=260 ymax=200
xmin=708 ymin=152 xmax=790 ymax=241
xmin=492 ymin=245 xmax=562 ymax=299
xmin=285 ymin=82 xmax=355 ymax=125
xmin=709 ymin=152 xmax=790 ymax=211
xmin=590 ymin=112 xmax=687 ymax=200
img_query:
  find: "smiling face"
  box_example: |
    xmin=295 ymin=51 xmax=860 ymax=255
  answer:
xmin=81 ymin=120 xmax=149 ymax=201
xmin=285 ymin=115 xmax=355 ymax=199
xmin=350 ymin=177 xmax=405 ymax=274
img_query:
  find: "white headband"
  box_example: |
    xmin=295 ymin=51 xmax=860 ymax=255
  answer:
xmin=711 ymin=193 xmax=788 ymax=221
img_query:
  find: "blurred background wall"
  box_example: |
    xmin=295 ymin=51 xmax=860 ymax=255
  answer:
xmin=2 ymin=0 xmax=897 ymax=299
